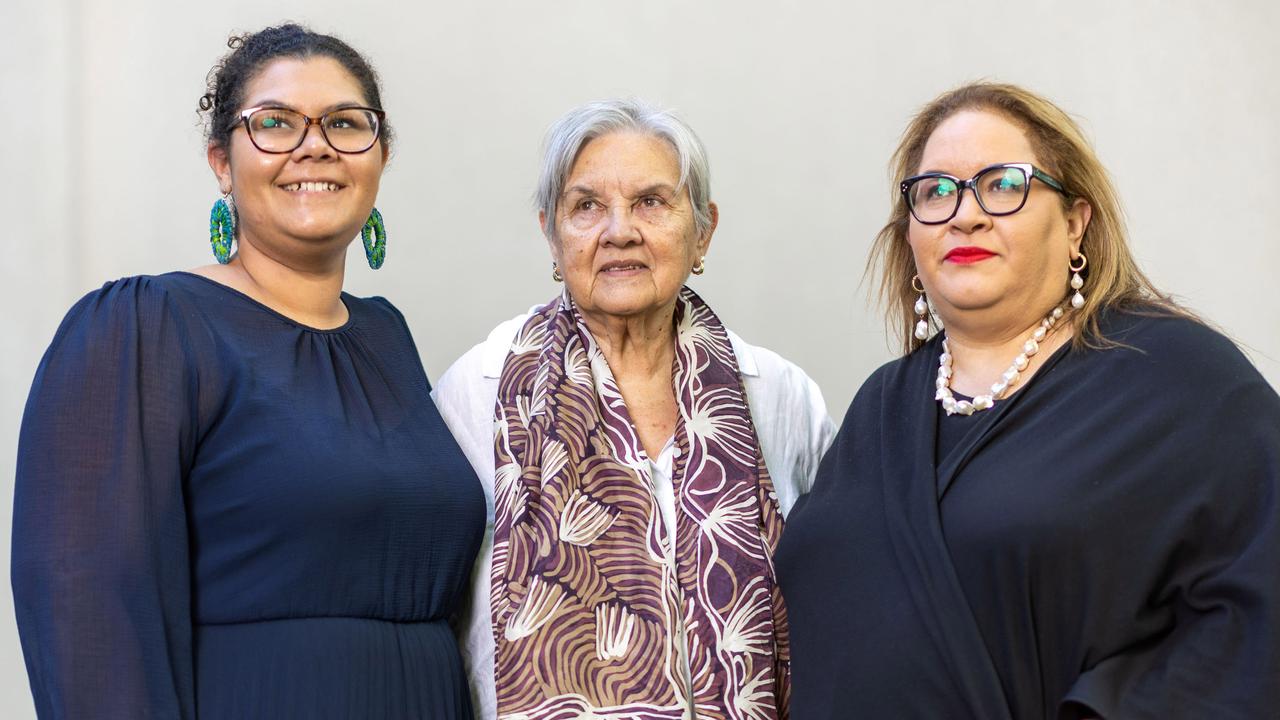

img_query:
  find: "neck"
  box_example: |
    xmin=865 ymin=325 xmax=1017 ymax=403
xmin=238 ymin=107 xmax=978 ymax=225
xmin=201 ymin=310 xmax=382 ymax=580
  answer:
xmin=941 ymin=306 xmax=1071 ymax=398
xmin=227 ymin=233 xmax=349 ymax=329
xmin=579 ymin=302 xmax=678 ymax=381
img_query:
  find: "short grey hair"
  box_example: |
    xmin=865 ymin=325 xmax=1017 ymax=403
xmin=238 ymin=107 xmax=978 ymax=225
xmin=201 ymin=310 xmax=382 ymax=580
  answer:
xmin=535 ymin=99 xmax=713 ymax=240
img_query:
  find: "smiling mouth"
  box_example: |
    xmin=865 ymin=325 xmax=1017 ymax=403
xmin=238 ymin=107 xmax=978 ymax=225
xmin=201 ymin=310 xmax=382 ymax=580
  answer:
xmin=600 ymin=262 xmax=647 ymax=273
xmin=279 ymin=182 xmax=343 ymax=192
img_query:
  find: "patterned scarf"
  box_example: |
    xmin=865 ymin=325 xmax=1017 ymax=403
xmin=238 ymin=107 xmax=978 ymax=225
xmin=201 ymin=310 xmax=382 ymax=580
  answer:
xmin=491 ymin=287 xmax=790 ymax=720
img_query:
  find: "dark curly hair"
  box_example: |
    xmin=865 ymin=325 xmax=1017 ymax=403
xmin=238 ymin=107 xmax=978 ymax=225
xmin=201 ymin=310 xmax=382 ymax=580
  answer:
xmin=198 ymin=23 xmax=392 ymax=151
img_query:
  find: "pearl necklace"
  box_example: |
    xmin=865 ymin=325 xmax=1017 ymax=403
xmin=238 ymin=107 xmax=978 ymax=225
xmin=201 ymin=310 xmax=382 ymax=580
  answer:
xmin=935 ymin=306 xmax=1066 ymax=416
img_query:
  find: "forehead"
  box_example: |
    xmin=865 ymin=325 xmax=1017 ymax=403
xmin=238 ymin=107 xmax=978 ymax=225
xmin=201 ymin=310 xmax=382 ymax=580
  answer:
xmin=919 ymin=109 xmax=1039 ymax=176
xmin=241 ymin=56 xmax=369 ymax=110
xmin=566 ymin=131 xmax=680 ymax=189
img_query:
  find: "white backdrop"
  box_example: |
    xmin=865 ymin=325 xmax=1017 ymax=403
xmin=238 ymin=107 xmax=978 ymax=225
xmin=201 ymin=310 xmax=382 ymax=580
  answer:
xmin=2 ymin=0 xmax=1278 ymax=715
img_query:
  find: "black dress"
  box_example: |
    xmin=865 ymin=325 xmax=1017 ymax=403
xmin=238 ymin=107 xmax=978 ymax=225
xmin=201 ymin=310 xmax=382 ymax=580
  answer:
xmin=12 ymin=273 xmax=486 ymax=719
xmin=775 ymin=312 xmax=1280 ymax=719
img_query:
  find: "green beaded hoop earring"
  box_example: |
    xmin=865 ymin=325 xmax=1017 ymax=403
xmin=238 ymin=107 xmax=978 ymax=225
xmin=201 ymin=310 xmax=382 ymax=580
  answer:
xmin=361 ymin=207 xmax=386 ymax=269
xmin=209 ymin=193 xmax=236 ymax=264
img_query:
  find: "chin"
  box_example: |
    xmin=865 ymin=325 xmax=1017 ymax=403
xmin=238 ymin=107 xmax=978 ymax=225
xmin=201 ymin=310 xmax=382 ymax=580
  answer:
xmin=937 ymin=289 xmax=1003 ymax=314
xmin=594 ymin=302 xmax=650 ymax=318
xmin=282 ymin=218 xmax=362 ymax=243
xmin=588 ymin=293 xmax=663 ymax=318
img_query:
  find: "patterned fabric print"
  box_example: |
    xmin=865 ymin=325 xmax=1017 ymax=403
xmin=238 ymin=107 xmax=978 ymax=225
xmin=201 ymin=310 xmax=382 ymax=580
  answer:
xmin=491 ymin=287 xmax=790 ymax=720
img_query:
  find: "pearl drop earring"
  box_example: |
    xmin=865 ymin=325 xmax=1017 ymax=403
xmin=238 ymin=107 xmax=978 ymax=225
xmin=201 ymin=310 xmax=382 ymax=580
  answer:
xmin=912 ymin=275 xmax=929 ymax=340
xmin=1069 ymin=253 xmax=1088 ymax=309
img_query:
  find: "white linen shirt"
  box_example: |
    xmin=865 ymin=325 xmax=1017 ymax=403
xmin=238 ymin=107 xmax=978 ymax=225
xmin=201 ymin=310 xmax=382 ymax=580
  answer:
xmin=432 ymin=312 xmax=837 ymax=720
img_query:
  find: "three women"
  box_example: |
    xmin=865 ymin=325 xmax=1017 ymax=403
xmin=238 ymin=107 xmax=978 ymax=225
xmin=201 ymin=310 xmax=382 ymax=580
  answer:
xmin=12 ymin=27 xmax=1279 ymax=720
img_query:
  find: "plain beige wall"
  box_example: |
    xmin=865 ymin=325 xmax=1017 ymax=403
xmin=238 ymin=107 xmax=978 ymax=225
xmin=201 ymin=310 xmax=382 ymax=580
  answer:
xmin=3 ymin=0 xmax=1277 ymax=715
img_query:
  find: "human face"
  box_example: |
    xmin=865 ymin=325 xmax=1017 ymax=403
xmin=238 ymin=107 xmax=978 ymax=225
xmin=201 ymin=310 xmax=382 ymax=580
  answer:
xmin=908 ymin=110 xmax=1089 ymax=333
xmin=544 ymin=131 xmax=715 ymax=323
xmin=208 ymin=57 xmax=386 ymax=264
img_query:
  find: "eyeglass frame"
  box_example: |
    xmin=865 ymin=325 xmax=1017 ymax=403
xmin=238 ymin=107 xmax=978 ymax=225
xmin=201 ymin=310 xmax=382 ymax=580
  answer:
xmin=235 ymin=105 xmax=387 ymax=154
xmin=899 ymin=162 xmax=1069 ymax=225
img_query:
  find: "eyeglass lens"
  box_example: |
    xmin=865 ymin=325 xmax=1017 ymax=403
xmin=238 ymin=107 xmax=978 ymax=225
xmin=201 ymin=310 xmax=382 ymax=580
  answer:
xmin=246 ymin=108 xmax=380 ymax=153
xmin=908 ymin=166 xmax=1030 ymax=223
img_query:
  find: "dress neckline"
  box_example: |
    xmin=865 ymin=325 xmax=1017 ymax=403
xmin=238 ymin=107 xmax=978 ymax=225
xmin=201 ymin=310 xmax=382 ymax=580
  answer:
xmin=171 ymin=271 xmax=357 ymax=334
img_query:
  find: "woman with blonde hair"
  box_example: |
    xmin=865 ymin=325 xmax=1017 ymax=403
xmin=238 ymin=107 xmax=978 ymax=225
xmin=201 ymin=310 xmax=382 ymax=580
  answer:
xmin=775 ymin=82 xmax=1280 ymax=719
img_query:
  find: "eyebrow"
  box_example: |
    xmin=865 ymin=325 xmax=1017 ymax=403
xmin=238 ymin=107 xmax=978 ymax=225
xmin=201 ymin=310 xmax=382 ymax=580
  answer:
xmin=246 ymin=100 xmax=370 ymax=113
xmin=563 ymin=185 xmax=597 ymax=198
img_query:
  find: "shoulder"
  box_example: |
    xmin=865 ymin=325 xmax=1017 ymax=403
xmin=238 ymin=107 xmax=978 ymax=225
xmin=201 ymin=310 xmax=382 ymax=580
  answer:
xmin=53 ymin=274 xmax=194 ymax=347
xmin=724 ymin=330 xmax=835 ymax=443
xmin=850 ymin=345 xmax=928 ymax=410
xmin=856 ymin=357 xmax=900 ymax=399
xmin=722 ymin=329 xmax=836 ymax=511
xmin=439 ymin=311 xmax=539 ymax=387
xmin=347 ymin=294 xmax=428 ymax=347
xmin=33 ymin=275 xmax=203 ymax=393
xmin=75 ymin=273 xmax=184 ymax=310
xmin=727 ymin=329 xmax=824 ymax=406
xmin=1067 ymin=313 xmax=1280 ymax=450
xmin=357 ymin=294 xmax=408 ymax=324
xmin=433 ymin=311 xmax=543 ymax=461
xmin=350 ymin=293 xmax=420 ymax=346
xmin=433 ymin=309 xmax=541 ymax=418
xmin=1090 ymin=312 xmax=1263 ymax=390
xmin=1100 ymin=310 xmax=1230 ymax=352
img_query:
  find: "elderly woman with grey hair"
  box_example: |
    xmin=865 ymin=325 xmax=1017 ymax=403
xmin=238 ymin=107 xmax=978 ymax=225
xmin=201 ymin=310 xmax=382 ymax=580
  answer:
xmin=433 ymin=99 xmax=835 ymax=719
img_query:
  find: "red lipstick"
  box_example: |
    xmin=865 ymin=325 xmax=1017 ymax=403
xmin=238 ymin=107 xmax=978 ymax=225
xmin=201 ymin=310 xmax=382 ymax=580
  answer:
xmin=944 ymin=247 xmax=996 ymax=264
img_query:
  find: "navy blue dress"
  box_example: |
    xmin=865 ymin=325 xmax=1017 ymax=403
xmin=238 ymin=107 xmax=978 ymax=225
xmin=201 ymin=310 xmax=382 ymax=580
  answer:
xmin=12 ymin=272 xmax=486 ymax=719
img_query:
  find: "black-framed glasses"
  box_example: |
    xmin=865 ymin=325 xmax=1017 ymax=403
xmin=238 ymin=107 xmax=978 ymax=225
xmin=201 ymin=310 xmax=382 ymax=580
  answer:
xmin=237 ymin=105 xmax=385 ymax=154
xmin=900 ymin=163 xmax=1068 ymax=225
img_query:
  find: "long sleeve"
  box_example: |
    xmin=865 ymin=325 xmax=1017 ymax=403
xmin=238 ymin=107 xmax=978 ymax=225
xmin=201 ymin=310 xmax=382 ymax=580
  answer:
xmin=793 ymin=371 xmax=837 ymax=499
xmin=1061 ymin=322 xmax=1280 ymax=719
xmin=736 ymin=338 xmax=837 ymax=517
xmin=12 ymin=277 xmax=199 ymax=719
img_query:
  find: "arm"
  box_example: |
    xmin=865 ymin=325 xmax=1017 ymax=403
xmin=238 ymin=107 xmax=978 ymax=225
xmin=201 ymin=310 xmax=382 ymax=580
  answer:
xmin=12 ymin=278 xmax=197 ymax=719
xmin=739 ymin=344 xmax=837 ymax=517
xmin=795 ymin=372 xmax=837 ymax=498
xmin=1062 ymin=329 xmax=1280 ymax=719
xmin=433 ymin=344 xmax=502 ymax=720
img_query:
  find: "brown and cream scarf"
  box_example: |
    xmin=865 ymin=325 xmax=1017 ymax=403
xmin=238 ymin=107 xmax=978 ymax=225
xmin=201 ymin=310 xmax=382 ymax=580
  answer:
xmin=491 ymin=286 xmax=790 ymax=720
